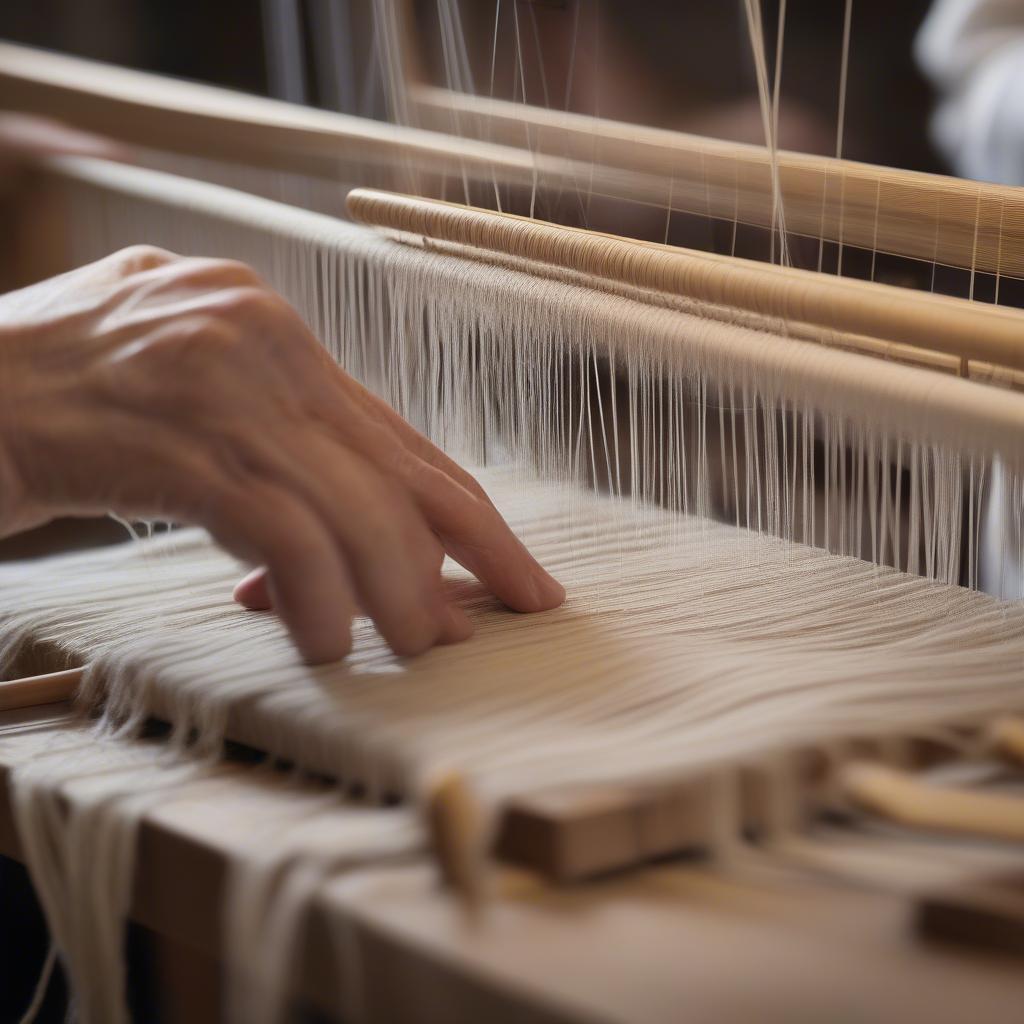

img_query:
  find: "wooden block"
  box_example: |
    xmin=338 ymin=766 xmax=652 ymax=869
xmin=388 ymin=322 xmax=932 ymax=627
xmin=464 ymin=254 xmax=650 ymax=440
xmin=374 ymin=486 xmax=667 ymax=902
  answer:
xmin=495 ymin=779 xmax=717 ymax=882
xmin=916 ymin=876 xmax=1024 ymax=958
xmin=495 ymin=739 xmax=975 ymax=882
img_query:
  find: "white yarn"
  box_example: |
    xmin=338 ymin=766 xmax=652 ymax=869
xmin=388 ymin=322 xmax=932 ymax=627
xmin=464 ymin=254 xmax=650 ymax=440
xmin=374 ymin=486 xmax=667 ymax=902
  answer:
xmin=8 ymin=726 xmax=212 ymax=1023
xmin=52 ymin=157 xmax=1024 ymax=547
xmin=4 ymin=157 xmax=1024 ymax=1022
xmin=6 ymin=469 xmax=1023 ymax=806
xmin=2 ymin=719 xmax=420 ymax=1024
xmin=5 ymin=470 xmax=1024 ymax=1020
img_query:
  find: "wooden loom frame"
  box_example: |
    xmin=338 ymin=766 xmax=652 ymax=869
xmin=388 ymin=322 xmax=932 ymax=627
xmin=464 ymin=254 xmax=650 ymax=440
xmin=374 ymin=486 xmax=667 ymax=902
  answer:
xmin=1 ymin=31 xmax=1024 ymax=1023
xmin=4 ymin=707 xmax=1022 ymax=1023
xmin=2 ymin=151 xmax=1024 ymax=879
xmin=390 ymin=0 xmax=1024 ymax=280
xmin=3 ymin=40 xmax=1024 ymax=279
xmin=2 ymin=36 xmax=1024 ymax=882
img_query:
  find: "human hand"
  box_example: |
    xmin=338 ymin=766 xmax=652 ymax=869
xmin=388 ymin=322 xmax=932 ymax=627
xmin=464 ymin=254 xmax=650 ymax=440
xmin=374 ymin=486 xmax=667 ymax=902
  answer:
xmin=0 ymin=246 xmax=565 ymax=662
xmin=0 ymin=112 xmax=120 ymax=195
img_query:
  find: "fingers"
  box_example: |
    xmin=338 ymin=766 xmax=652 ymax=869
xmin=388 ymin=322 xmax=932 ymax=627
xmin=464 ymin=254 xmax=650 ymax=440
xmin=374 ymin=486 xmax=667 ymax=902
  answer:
xmin=206 ymin=482 xmax=357 ymax=664
xmin=43 ymin=421 xmax=368 ymax=667
xmin=341 ymin=371 xmax=496 ymax=505
xmin=77 ymin=416 xmax=471 ymax=661
xmin=393 ymin=453 xmax=565 ymax=613
xmin=217 ymin=415 xmax=476 ymax=656
xmin=233 ymin=567 xmax=272 ymax=610
xmin=232 ymin=570 xmax=474 ymax=646
xmin=312 ymin=369 xmax=565 ymax=613
xmin=266 ymin=432 xmax=471 ymax=656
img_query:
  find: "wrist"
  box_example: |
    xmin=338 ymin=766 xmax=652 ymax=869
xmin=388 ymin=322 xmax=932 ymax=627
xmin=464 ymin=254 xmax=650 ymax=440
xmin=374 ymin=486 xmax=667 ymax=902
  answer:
xmin=0 ymin=326 xmax=36 ymax=539
xmin=0 ymin=438 xmax=24 ymax=540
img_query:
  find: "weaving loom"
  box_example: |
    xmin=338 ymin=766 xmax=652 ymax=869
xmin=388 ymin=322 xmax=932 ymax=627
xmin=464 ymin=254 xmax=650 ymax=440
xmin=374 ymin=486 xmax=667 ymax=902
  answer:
xmin=2 ymin=3 xmax=1024 ymax=1021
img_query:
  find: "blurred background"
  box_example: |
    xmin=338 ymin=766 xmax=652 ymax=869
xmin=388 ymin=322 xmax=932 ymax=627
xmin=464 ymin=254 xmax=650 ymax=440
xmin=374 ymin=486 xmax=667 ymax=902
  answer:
xmin=0 ymin=0 xmax=944 ymax=173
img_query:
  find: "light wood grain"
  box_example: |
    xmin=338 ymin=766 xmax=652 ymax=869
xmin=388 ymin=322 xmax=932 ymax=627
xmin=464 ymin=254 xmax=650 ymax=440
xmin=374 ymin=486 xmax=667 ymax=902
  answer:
xmin=408 ymin=83 xmax=1024 ymax=278
xmin=0 ymin=666 xmax=82 ymax=712
xmin=3 ymin=707 xmax=1024 ymax=1022
xmin=3 ymin=42 xmax=1022 ymax=277
xmin=842 ymin=762 xmax=1024 ymax=844
xmin=348 ymin=188 xmax=1024 ymax=371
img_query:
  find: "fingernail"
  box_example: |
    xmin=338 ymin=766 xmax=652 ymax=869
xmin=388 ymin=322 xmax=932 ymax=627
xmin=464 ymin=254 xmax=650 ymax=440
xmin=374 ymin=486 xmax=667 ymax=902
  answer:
xmin=233 ymin=567 xmax=272 ymax=610
xmin=529 ymin=567 xmax=566 ymax=610
xmin=437 ymin=602 xmax=474 ymax=645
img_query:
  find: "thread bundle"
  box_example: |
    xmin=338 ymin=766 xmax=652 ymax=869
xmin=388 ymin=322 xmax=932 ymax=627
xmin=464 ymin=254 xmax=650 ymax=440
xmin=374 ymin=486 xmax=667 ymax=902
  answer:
xmin=3 ymin=157 xmax=1024 ymax=1023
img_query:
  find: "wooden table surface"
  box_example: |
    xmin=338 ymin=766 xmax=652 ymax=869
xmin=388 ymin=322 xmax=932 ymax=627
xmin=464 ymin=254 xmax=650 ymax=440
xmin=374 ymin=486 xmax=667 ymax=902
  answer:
xmin=3 ymin=703 xmax=1023 ymax=1024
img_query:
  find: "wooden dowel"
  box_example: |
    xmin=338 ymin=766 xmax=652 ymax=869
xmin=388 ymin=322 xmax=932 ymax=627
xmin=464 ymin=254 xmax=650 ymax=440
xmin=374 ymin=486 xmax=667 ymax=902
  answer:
xmin=347 ymin=188 xmax=1024 ymax=372
xmin=35 ymin=157 xmax=1024 ymax=468
xmin=967 ymin=362 xmax=1024 ymax=393
xmin=3 ymin=41 xmax=1022 ymax=277
xmin=408 ymin=84 xmax=1024 ymax=279
xmin=399 ymin=1 xmax=1024 ymax=278
xmin=841 ymin=762 xmax=1024 ymax=845
xmin=425 ymin=771 xmax=486 ymax=914
xmin=0 ymin=667 xmax=84 ymax=713
xmin=987 ymin=718 xmax=1024 ymax=766
xmin=0 ymin=42 xmax=581 ymax=199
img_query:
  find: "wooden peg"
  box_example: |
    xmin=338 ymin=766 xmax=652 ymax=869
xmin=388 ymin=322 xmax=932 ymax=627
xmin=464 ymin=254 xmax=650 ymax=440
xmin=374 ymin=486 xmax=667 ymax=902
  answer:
xmin=425 ymin=770 xmax=487 ymax=915
xmin=841 ymin=762 xmax=1024 ymax=844
xmin=986 ymin=717 xmax=1024 ymax=766
xmin=0 ymin=667 xmax=84 ymax=713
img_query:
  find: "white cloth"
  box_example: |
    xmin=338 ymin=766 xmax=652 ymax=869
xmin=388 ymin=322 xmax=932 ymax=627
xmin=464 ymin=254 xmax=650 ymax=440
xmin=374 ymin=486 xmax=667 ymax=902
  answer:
xmin=916 ymin=0 xmax=1024 ymax=186
xmin=918 ymin=1 xmax=1024 ymax=598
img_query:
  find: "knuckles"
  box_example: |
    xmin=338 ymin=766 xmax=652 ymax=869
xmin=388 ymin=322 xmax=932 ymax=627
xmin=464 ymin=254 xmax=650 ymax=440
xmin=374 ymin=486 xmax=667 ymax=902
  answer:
xmin=205 ymin=284 xmax=284 ymax=324
xmin=117 ymin=285 xmax=296 ymax=371
xmin=172 ymin=316 xmax=245 ymax=358
xmin=96 ymin=315 xmax=243 ymax=409
xmin=173 ymin=257 xmax=264 ymax=290
xmin=105 ymin=252 xmax=310 ymax=371
xmin=118 ymin=250 xmax=269 ymax=304
xmin=113 ymin=244 xmax=176 ymax=274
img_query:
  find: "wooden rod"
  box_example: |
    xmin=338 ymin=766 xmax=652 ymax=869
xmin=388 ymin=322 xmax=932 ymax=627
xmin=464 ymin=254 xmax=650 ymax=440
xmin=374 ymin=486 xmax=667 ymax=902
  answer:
xmin=841 ymin=762 xmax=1024 ymax=845
xmin=35 ymin=157 xmax=1024 ymax=465
xmin=0 ymin=667 xmax=84 ymax=713
xmin=409 ymin=84 xmax=1024 ymax=279
xmin=987 ymin=718 xmax=1024 ymax=766
xmin=4 ymin=42 xmax=1022 ymax=277
xmin=0 ymin=42 xmax=557 ymax=190
xmin=967 ymin=362 xmax=1024 ymax=393
xmin=347 ymin=188 xmax=1024 ymax=372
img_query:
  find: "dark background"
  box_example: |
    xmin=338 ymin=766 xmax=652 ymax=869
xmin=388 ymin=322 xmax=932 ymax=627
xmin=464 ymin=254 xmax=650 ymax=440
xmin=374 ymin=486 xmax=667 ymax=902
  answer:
xmin=0 ymin=0 xmax=946 ymax=174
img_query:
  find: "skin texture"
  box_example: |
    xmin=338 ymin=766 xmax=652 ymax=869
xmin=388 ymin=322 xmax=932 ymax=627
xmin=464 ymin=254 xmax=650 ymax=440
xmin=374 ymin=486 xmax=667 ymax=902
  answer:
xmin=0 ymin=118 xmax=564 ymax=663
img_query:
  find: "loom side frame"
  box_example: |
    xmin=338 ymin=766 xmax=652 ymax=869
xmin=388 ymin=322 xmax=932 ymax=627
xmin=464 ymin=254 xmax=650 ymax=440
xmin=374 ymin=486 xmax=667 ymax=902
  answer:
xmin=3 ymin=41 xmax=1023 ymax=277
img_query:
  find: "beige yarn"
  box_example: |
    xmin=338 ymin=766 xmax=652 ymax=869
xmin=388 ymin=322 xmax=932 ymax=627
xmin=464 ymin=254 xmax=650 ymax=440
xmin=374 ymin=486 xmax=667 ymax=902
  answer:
xmin=2 ymin=149 xmax=1024 ymax=1023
